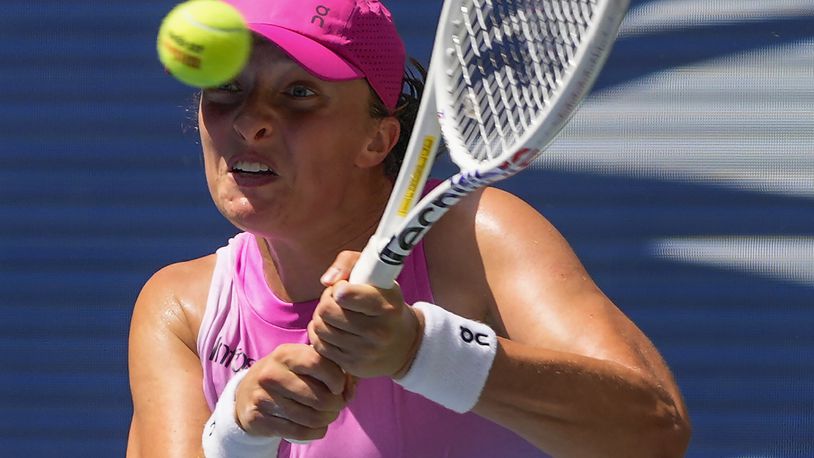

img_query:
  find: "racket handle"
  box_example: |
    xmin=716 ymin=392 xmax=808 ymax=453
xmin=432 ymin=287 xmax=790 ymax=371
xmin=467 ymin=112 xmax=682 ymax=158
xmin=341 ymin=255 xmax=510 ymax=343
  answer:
xmin=349 ymin=241 xmax=402 ymax=289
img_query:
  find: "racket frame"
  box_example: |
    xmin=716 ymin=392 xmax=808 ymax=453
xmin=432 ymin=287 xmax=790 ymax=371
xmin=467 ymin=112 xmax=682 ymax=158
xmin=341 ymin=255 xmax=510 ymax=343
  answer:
xmin=351 ymin=0 xmax=630 ymax=288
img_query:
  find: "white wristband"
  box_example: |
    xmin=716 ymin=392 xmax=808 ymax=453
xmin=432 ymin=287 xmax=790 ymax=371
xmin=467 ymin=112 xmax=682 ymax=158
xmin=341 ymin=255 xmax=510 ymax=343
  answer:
xmin=202 ymin=370 xmax=278 ymax=457
xmin=395 ymin=301 xmax=498 ymax=413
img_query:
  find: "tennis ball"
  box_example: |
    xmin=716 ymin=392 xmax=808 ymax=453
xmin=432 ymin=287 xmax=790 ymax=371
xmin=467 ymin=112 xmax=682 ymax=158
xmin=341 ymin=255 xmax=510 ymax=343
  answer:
xmin=157 ymin=0 xmax=251 ymax=88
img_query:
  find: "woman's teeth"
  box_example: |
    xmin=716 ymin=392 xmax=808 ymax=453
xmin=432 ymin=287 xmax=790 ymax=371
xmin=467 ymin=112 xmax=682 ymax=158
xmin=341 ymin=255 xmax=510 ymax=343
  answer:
xmin=232 ymin=161 xmax=275 ymax=174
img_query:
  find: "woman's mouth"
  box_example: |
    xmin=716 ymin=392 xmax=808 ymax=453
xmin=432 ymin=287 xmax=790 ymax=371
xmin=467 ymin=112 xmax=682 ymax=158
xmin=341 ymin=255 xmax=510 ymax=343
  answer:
xmin=229 ymin=161 xmax=279 ymax=187
xmin=231 ymin=161 xmax=278 ymax=176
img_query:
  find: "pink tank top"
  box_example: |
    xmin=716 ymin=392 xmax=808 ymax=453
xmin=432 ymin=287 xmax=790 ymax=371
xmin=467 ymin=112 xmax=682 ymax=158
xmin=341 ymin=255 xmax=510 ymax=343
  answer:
xmin=197 ymin=232 xmax=547 ymax=457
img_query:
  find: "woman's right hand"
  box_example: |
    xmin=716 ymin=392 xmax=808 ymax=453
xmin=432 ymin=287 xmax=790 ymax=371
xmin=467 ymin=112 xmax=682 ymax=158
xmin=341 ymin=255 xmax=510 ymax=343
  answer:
xmin=234 ymin=343 xmax=354 ymax=442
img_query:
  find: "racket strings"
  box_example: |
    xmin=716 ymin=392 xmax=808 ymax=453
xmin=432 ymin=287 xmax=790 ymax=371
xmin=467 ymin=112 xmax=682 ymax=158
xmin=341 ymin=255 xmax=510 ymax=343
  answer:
xmin=444 ymin=0 xmax=598 ymax=165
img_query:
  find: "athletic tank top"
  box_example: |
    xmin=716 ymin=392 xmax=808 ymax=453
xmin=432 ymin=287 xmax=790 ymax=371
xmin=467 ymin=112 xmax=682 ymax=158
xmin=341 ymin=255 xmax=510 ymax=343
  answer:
xmin=197 ymin=232 xmax=548 ymax=457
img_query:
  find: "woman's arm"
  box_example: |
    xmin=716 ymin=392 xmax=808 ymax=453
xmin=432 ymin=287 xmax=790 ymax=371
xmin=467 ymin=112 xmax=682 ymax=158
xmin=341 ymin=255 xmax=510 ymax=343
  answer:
xmin=438 ymin=187 xmax=691 ymax=457
xmin=127 ymin=258 xmax=214 ymax=458
xmin=128 ymin=256 xmax=350 ymax=457
xmin=308 ymin=186 xmax=690 ymax=457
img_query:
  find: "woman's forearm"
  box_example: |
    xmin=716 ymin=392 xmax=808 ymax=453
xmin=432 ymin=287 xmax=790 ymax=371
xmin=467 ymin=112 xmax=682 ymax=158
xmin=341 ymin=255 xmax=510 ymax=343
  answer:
xmin=473 ymin=338 xmax=691 ymax=458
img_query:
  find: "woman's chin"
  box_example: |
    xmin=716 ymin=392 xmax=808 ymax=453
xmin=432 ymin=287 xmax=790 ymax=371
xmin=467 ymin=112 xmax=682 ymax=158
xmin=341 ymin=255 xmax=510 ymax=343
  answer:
xmin=216 ymin=197 xmax=272 ymax=230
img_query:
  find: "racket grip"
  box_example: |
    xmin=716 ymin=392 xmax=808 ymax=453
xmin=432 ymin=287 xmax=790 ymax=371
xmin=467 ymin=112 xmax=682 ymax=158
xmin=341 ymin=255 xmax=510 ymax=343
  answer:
xmin=349 ymin=242 xmax=402 ymax=289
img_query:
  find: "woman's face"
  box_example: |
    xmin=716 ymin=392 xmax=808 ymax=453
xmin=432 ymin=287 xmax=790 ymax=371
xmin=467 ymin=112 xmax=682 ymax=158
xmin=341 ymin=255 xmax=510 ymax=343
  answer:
xmin=198 ymin=40 xmax=383 ymax=238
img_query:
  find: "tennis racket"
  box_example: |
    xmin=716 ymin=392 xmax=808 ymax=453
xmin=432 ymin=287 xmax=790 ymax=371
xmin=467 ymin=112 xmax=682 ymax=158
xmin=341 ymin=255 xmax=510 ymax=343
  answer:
xmin=350 ymin=0 xmax=630 ymax=288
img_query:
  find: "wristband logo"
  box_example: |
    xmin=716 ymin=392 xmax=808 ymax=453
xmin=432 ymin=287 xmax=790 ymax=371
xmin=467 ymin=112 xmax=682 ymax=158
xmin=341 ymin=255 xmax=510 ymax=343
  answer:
xmin=459 ymin=326 xmax=490 ymax=346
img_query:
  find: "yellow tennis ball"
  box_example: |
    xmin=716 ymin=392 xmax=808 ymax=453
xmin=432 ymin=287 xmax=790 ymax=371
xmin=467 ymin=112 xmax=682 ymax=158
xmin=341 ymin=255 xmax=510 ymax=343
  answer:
xmin=157 ymin=0 xmax=251 ymax=88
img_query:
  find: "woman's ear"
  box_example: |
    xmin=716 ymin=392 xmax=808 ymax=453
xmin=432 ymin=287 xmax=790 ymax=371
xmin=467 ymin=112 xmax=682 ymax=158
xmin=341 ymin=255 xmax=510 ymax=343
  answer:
xmin=356 ymin=116 xmax=400 ymax=168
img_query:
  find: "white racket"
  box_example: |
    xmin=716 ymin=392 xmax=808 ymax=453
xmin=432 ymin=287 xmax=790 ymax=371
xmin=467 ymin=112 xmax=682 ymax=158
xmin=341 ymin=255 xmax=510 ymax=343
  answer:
xmin=350 ymin=0 xmax=630 ymax=288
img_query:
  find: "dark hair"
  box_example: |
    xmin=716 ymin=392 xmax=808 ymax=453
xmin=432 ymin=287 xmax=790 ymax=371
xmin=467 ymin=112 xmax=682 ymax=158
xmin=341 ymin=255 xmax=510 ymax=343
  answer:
xmin=369 ymin=58 xmax=427 ymax=179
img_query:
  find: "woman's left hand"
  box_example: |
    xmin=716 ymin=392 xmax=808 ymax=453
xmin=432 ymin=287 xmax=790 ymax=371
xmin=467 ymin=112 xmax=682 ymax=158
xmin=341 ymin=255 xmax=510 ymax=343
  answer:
xmin=308 ymin=251 xmax=423 ymax=379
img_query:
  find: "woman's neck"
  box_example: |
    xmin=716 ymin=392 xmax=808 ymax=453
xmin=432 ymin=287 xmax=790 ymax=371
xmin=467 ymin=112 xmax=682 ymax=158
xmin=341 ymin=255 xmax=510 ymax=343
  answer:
xmin=257 ymin=176 xmax=392 ymax=302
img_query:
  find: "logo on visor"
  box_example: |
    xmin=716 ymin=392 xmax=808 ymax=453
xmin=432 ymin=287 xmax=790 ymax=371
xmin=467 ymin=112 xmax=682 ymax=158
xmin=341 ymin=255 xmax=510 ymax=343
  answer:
xmin=311 ymin=5 xmax=331 ymax=27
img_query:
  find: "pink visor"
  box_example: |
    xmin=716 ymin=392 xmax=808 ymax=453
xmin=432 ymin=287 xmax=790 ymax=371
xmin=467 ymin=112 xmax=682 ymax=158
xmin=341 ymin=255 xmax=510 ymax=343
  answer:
xmin=224 ymin=0 xmax=406 ymax=110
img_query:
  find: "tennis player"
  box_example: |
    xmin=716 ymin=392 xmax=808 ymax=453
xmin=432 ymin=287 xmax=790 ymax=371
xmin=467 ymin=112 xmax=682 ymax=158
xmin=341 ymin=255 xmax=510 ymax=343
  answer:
xmin=127 ymin=0 xmax=690 ymax=456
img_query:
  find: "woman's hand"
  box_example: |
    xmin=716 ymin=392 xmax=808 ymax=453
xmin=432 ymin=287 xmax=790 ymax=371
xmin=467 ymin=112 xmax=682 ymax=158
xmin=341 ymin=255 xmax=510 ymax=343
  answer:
xmin=234 ymin=343 xmax=354 ymax=442
xmin=308 ymin=251 xmax=423 ymax=379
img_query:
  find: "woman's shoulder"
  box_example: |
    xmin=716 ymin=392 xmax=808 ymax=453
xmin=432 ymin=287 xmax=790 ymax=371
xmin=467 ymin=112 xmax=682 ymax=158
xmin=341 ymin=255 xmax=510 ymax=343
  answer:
xmin=131 ymin=253 xmax=218 ymax=354
xmin=146 ymin=254 xmax=218 ymax=303
xmin=425 ymin=185 xmax=554 ymax=255
xmin=422 ymin=186 xmax=565 ymax=320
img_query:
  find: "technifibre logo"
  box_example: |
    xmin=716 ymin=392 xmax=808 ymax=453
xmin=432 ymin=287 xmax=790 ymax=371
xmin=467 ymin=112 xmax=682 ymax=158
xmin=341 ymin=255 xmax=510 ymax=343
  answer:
xmin=208 ymin=336 xmax=256 ymax=372
xmin=378 ymin=148 xmax=539 ymax=266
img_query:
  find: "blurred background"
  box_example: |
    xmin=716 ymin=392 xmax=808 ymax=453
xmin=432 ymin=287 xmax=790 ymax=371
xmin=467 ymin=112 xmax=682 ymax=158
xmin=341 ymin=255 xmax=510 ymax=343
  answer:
xmin=1 ymin=0 xmax=812 ymax=455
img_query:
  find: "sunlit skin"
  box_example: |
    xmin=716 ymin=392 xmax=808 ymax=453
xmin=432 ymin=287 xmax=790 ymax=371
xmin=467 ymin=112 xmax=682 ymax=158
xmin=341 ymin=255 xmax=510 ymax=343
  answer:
xmin=128 ymin=38 xmax=689 ymax=458
xmin=198 ymin=41 xmax=398 ymax=301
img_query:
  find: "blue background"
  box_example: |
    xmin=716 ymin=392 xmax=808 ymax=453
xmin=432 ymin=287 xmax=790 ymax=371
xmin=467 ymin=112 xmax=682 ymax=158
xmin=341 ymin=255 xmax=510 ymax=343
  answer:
xmin=0 ymin=0 xmax=812 ymax=456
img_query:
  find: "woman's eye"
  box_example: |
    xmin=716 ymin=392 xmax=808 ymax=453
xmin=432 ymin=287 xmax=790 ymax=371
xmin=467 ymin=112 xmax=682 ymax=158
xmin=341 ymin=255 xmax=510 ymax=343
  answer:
xmin=212 ymin=81 xmax=241 ymax=92
xmin=287 ymin=85 xmax=316 ymax=98
xmin=201 ymin=80 xmax=243 ymax=104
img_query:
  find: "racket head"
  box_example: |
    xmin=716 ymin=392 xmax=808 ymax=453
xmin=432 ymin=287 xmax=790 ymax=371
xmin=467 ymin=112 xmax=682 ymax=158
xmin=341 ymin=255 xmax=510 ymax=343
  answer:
xmin=433 ymin=0 xmax=630 ymax=174
xmin=350 ymin=0 xmax=631 ymax=288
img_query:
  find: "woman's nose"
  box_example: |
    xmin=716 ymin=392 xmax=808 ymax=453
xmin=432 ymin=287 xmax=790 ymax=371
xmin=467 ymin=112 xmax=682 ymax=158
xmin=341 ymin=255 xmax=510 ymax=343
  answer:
xmin=232 ymin=101 xmax=273 ymax=143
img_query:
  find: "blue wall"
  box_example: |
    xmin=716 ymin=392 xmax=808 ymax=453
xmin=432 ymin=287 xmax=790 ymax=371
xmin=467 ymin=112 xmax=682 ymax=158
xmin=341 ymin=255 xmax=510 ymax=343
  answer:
xmin=0 ymin=0 xmax=812 ymax=456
